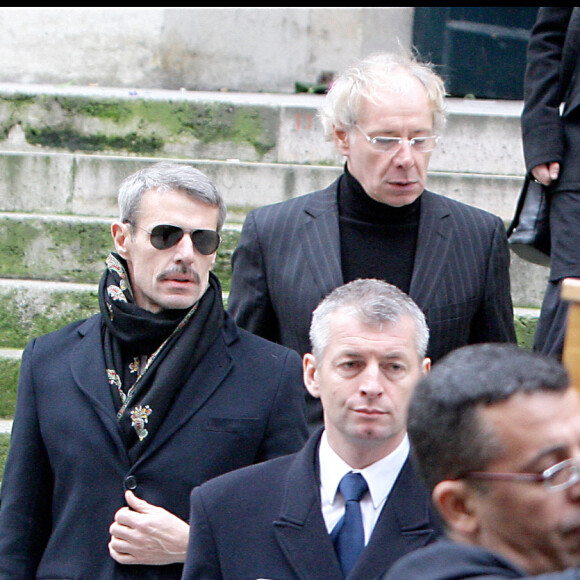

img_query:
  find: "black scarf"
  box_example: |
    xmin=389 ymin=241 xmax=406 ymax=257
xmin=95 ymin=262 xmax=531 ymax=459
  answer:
xmin=99 ymin=253 xmax=224 ymax=463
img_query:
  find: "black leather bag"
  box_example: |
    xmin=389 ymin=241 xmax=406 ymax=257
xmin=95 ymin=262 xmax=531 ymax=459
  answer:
xmin=507 ymin=174 xmax=551 ymax=267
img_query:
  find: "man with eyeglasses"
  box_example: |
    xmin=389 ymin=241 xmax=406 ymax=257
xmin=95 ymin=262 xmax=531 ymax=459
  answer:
xmin=228 ymin=51 xmax=516 ymax=428
xmin=381 ymin=343 xmax=580 ymax=579
xmin=0 ymin=162 xmax=308 ymax=579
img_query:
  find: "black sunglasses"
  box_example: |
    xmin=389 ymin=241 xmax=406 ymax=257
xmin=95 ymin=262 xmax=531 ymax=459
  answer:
xmin=128 ymin=222 xmax=221 ymax=255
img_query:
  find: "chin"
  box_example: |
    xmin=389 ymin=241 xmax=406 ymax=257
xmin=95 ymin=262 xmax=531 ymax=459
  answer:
xmin=160 ymin=295 xmax=200 ymax=311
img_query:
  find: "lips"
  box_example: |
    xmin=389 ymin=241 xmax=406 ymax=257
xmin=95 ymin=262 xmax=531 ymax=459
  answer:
xmin=389 ymin=179 xmax=418 ymax=188
xmin=353 ymin=408 xmax=388 ymax=415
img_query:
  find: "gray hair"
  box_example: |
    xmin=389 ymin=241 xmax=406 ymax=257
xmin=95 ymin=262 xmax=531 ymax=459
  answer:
xmin=309 ymin=279 xmax=429 ymax=361
xmin=408 ymin=343 xmax=570 ymax=492
xmin=319 ymin=52 xmax=447 ymax=139
xmin=117 ymin=162 xmax=227 ymax=232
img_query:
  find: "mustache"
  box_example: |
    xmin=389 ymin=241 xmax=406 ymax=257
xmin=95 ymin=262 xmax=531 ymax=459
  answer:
xmin=157 ymin=264 xmax=201 ymax=284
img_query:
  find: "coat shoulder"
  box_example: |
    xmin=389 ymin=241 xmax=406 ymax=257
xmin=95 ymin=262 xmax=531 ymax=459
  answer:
xmin=247 ymin=179 xmax=339 ymax=225
xmin=23 ymin=314 xmax=99 ymax=356
xmin=423 ymin=190 xmax=504 ymax=233
xmin=224 ymin=313 xmax=302 ymax=362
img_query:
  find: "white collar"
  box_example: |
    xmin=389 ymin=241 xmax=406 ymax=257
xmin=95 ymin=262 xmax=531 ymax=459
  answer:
xmin=318 ymin=430 xmax=410 ymax=509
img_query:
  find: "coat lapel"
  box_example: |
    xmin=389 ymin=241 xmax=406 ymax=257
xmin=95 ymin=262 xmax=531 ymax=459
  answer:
xmin=273 ymin=431 xmax=344 ymax=580
xmin=300 ymin=183 xmax=344 ymax=297
xmin=409 ymin=191 xmax=453 ymax=310
xmin=70 ymin=316 xmax=128 ymax=455
xmin=352 ymin=456 xmax=442 ymax=579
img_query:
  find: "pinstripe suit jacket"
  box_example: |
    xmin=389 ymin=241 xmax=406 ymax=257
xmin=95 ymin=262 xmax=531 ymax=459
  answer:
xmin=228 ymin=178 xmax=516 ymax=363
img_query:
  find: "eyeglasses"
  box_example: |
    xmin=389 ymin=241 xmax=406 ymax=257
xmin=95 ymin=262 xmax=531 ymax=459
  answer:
xmin=355 ymin=125 xmax=438 ymax=154
xmin=459 ymin=458 xmax=580 ymax=492
xmin=128 ymin=222 xmax=221 ymax=255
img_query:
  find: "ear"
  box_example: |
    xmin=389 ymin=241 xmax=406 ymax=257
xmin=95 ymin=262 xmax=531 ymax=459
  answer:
xmin=333 ymin=126 xmax=351 ymax=157
xmin=433 ymin=480 xmax=480 ymax=538
xmin=421 ymin=357 xmax=431 ymax=376
xmin=111 ymin=222 xmax=131 ymax=259
xmin=303 ymin=353 xmax=321 ymax=399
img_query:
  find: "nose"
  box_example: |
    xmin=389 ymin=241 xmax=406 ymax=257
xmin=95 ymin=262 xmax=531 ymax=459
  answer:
xmin=359 ymin=364 xmax=384 ymax=398
xmin=173 ymin=232 xmax=196 ymax=263
xmin=392 ymin=139 xmax=415 ymax=168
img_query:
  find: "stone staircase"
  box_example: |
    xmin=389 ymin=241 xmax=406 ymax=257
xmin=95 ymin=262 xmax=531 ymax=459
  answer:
xmin=0 ymin=82 xmax=548 ymax=420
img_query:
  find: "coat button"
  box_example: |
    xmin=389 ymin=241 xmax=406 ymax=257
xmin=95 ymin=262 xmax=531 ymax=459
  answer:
xmin=124 ymin=475 xmax=137 ymax=490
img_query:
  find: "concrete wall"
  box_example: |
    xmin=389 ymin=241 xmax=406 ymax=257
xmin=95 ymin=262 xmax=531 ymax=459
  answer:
xmin=0 ymin=7 xmax=413 ymax=93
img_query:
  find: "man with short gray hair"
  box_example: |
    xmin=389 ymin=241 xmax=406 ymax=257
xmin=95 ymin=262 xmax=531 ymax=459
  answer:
xmin=182 ymin=279 xmax=442 ymax=580
xmin=0 ymin=162 xmax=308 ymax=579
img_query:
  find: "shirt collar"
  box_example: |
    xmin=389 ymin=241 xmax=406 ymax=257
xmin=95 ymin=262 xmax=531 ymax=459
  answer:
xmin=318 ymin=430 xmax=410 ymax=509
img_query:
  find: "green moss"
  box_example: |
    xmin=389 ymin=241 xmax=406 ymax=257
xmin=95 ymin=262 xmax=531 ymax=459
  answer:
xmin=183 ymin=102 xmax=277 ymax=155
xmin=6 ymin=94 xmax=278 ymax=157
xmin=52 ymin=96 xmax=132 ymax=123
xmin=0 ymin=359 xmax=20 ymax=418
xmin=0 ymin=289 xmax=99 ymax=349
xmin=514 ymin=315 xmax=538 ymax=350
xmin=0 ymin=217 xmax=112 ymax=283
xmin=27 ymin=128 xmax=164 ymax=154
xmin=213 ymin=228 xmax=240 ymax=293
xmin=0 ymin=433 xmax=10 ymax=481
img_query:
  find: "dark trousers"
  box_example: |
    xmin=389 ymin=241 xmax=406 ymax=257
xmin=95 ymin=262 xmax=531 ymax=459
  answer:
xmin=533 ymin=190 xmax=580 ymax=358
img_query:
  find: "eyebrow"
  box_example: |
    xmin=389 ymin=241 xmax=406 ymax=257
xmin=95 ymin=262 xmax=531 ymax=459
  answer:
xmin=521 ymin=443 xmax=570 ymax=472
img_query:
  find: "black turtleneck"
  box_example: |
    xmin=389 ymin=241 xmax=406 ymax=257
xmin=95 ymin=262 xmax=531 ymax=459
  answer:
xmin=338 ymin=167 xmax=421 ymax=294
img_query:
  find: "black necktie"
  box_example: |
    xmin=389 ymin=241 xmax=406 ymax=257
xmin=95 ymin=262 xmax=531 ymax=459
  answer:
xmin=330 ymin=472 xmax=368 ymax=577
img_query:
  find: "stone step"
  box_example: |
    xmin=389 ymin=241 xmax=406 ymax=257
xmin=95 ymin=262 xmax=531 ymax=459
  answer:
xmin=0 ymin=84 xmax=527 ymax=221
xmin=0 ymin=263 xmax=548 ymax=343
xmin=0 ymin=211 xmax=548 ymax=308
xmin=0 ymin=278 xmax=98 ymax=349
xmin=0 ymin=83 xmax=526 ymax=173
xmin=0 ymin=150 xmax=525 ymax=222
xmin=0 ymin=349 xmax=21 ymax=419
xmin=0 ymin=212 xmax=241 ymax=288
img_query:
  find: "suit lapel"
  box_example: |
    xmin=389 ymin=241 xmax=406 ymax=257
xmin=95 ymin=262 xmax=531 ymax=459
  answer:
xmin=273 ymin=431 xmax=344 ymax=580
xmin=409 ymin=191 xmax=452 ymax=310
xmin=300 ymin=186 xmax=454 ymax=311
xmin=300 ymin=185 xmax=344 ymax=297
xmin=352 ymin=456 xmax=441 ymax=579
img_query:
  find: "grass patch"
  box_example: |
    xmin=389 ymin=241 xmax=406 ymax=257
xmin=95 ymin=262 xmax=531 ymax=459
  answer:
xmin=0 ymin=433 xmax=10 ymax=482
xmin=0 ymin=359 xmax=20 ymax=417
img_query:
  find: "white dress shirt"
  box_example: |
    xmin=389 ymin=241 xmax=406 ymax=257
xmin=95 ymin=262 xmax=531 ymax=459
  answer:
xmin=318 ymin=431 xmax=410 ymax=544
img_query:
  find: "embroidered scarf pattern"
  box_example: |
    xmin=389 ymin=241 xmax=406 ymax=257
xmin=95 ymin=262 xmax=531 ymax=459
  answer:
xmin=99 ymin=253 xmax=224 ymax=462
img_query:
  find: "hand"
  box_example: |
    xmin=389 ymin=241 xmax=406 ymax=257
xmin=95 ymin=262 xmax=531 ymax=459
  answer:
xmin=531 ymin=162 xmax=560 ymax=186
xmin=108 ymin=490 xmax=189 ymax=565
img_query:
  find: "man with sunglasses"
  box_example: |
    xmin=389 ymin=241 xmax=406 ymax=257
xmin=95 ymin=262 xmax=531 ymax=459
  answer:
xmin=228 ymin=51 xmax=517 ymax=427
xmin=381 ymin=343 xmax=580 ymax=579
xmin=0 ymin=162 xmax=308 ymax=579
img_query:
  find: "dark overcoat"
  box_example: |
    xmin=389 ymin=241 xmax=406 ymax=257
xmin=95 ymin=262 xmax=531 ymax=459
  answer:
xmin=0 ymin=312 xmax=308 ymax=579
xmin=183 ymin=428 xmax=443 ymax=580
